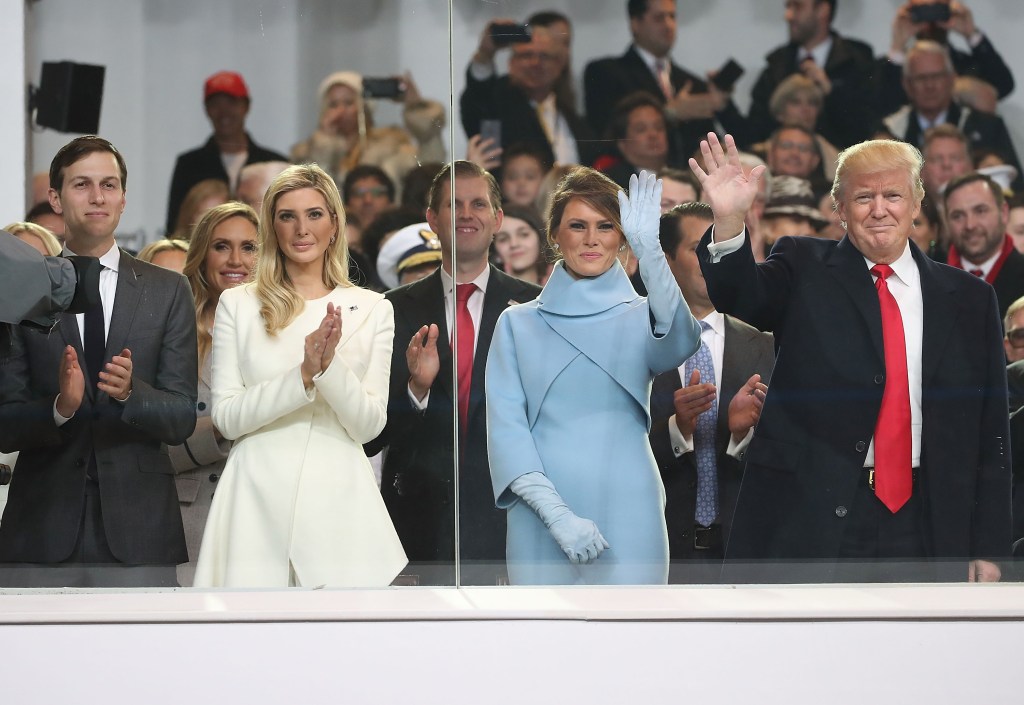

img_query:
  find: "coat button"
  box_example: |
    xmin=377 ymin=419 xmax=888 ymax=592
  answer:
xmin=209 ymin=473 xmax=219 ymax=483
xmin=197 ymin=402 xmax=207 ymax=411
xmin=874 ymin=374 xmax=884 ymax=384
xmin=855 ymin=441 xmax=866 ymax=452
xmin=835 ymin=506 xmax=848 ymax=518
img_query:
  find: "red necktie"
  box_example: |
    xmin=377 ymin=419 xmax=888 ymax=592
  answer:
xmin=870 ymin=264 xmax=913 ymax=513
xmin=453 ymin=283 xmax=477 ymax=434
xmin=970 ymin=268 xmax=984 ymax=277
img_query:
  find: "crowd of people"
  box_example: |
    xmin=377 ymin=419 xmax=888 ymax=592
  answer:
xmin=1 ymin=0 xmax=1023 ymax=587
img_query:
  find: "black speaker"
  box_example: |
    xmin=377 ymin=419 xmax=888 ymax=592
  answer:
xmin=35 ymin=61 xmax=105 ymax=134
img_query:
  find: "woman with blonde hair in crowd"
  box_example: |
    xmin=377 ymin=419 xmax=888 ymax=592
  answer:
xmin=767 ymin=74 xmax=840 ymax=181
xmin=167 ymin=202 xmax=258 ymax=585
xmin=291 ymin=71 xmax=445 ymax=199
xmin=137 ymin=238 xmax=189 ymax=272
xmin=4 ymin=221 xmax=62 ymax=256
xmin=172 ymin=178 xmax=230 ymax=240
xmin=194 ymin=163 xmax=406 ymax=588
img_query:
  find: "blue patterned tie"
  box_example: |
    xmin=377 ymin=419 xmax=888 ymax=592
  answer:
xmin=684 ymin=321 xmax=718 ymax=527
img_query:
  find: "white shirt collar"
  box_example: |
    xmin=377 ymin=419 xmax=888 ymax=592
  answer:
xmin=699 ymin=309 xmax=725 ymax=337
xmin=799 ymin=35 xmax=833 ymax=67
xmin=633 ymin=44 xmax=666 ymax=75
xmin=865 ymin=241 xmax=918 ymax=287
xmin=64 ymin=240 xmax=120 ymax=273
xmin=440 ymin=264 xmax=490 ymax=296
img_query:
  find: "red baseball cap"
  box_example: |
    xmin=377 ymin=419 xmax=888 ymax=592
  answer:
xmin=204 ymin=71 xmax=249 ymax=101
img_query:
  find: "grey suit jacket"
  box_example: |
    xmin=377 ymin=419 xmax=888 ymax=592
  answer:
xmin=650 ymin=315 xmax=775 ymax=561
xmin=0 ymin=250 xmax=197 ymax=565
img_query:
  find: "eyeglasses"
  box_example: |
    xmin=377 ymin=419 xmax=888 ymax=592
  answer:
xmin=1006 ymin=328 xmax=1024 ymax=348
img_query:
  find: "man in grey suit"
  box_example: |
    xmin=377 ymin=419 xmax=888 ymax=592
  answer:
xmin=0 ymin=136 xmax=197 ymax=587
xmin=650 ymin=201 xmax=775 ymax=583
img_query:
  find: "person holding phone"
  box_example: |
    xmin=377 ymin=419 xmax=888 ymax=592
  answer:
xmin=876 ymin=0 xmax=1015 ymax=117
xmin=460 ymin=19 xmax=596 ymax=171
xmin=486 ymin=169 xmax=701 ymax=585
xmin=291 ymin=71 xmax=446 ymax=201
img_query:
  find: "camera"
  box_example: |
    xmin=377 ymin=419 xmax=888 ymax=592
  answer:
xmin=909 ymin=3 xmax=951 ymax=24
xmin=490 ymin=22 xmax=532 ymax=47
xmin=362 ymin=77 xmax=405 ymax=100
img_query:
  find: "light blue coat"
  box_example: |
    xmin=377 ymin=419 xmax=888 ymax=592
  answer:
xmin=486 ymin=259 xmax=700 ymax=584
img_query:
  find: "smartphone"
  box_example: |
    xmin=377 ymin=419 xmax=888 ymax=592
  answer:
xmin=711 ymin=59 xmax=745 ymax=92
xmin=909 ymin=3 xmax=951 ymax=23
xmin=490 ymin=22 xmax=532 ymax=47
xmin=480 ymin=119 xmax=502 ymax=149
xmin=362 ymin=77 xmax=405 ymax=99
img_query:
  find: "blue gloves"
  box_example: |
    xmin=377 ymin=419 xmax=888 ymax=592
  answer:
xmin=510 ymin=472 xmax=609 ymax=564
xmin=618 ymin=170 xmax=680 ymax=335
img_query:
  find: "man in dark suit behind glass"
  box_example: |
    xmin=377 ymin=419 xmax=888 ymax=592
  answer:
xmin=0 ymin=136 xmax=197 ymax=587
xmin=366 ymin=161 xmax=540 ymax=585
xmin=649 ymin=202 xmax=775 ymax=583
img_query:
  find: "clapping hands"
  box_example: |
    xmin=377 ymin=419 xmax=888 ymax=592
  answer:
xmin=301 ymin=302 xmax=342 ymax=388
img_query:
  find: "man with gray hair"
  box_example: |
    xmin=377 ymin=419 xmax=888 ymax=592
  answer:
xmin=882 ymin=40 xmax=1021 ymax=191
xmin=235 ymin=160 xmax=290 ymax=212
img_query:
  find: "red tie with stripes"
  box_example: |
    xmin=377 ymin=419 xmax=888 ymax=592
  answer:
xmin=454 ymin=283 xmax=477 ymax=435
xmin=870 ymin=264 xmax=913 ymax=512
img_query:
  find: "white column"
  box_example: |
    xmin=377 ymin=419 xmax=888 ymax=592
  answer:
xmin=0 ymin=0 xmax=27 ymax=220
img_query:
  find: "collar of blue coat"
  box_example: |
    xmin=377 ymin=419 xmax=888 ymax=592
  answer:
xmin=536 ymin=260 xmax=637 ymax=317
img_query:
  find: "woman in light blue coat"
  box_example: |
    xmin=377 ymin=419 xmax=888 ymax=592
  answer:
xmin=486 ymin=169 xmax=701 ymax=585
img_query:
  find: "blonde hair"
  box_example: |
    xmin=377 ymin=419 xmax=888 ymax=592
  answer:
xmin=137 ymin=238 xmax=189 ymax=264
xmin=182 ymin=202 xmax=260 ymax=368
xmin=4 ymin=221 xmax=62 ymax=256
xmin=256 ymin=163 xmax=351 ymax=335
xmin=831 ymin=139 xmax=925 ymax=205
xmin=174 ymin=178 xmax=230 ymax=239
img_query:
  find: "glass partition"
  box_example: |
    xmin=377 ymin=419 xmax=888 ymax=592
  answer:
xmin=8 ymin=0 xmax=1024 ymax=593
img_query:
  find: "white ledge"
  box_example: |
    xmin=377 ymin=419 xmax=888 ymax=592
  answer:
xmin=1 ymin=583 xmax=1023 ymax=624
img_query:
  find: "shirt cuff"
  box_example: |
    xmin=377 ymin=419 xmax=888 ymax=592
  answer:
xmin=969 ymin=31 xmax=984 ymax=48
xmin=408 ymin=383 xmax=429 ymax=412
xmin=667 ymin=414 xmax=695 ymax=458
xmin=706 ymin=226 xmax=747 ymax=263
xmin=53 ymin=397 xmax=72 ymax=427
xmin=726 ymin=427 xmax=755 ymax=459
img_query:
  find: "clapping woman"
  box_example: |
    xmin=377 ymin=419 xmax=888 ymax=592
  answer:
xmin=486 ymin=169 xmax=701 ymax=585
xmin=194 ymin=164 xmax=406 ymax=587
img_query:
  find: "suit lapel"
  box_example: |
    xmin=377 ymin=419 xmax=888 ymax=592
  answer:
xmin=827 ymin=236 xmax=885 ymax=362
xmin=403 ymin=270 xmax=453 ymax=407
xmin=56 ymin=313 xmax=90 ymax=400
xmin=717 ymin=318 xmax=746 ymax=451
xmin=916 ymin=247 xmax=960 ymax=387
xmin=105 ymin=251 xmax=141 ymax=365
xmin=624 ymin=47 xmax=666 ymax=100
xmin=467 ymin=267 xmax=525 ymax=424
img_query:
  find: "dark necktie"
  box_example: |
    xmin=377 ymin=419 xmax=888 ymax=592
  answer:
xmin=453 ymin=283 xmax=477 ymax=434
xmin=83 ymin=295 xmax=105 ymax=390
xmin=870 ymin=264 xmax=912 ymax=512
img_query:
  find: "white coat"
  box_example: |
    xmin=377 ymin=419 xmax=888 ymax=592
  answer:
xmin=194 ymin=283 xmax=407 ymax=587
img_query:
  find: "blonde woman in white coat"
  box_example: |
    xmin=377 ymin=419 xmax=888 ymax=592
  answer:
xmin=194 ymin=164 xmax=407 ymax=588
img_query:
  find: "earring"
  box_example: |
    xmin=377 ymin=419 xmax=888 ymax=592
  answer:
xmin=330 ymin=236 xmax=336 ymax=244
xmin=552 ymin=243 xmax=560 ymax=251
xmin=839 ymin=221 xmax=847 ymax=230
xmin=619 ymin=244 xmax=627 ymax=252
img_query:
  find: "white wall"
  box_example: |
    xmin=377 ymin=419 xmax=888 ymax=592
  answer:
xmin=0 ymin=0 xmax=26 ymax=224
xmin=19 ymin=1 xmax=1024 ymax=242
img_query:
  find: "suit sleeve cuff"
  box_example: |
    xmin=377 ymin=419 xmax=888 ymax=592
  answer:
xmin=706 ymin=226 xmax=747 ymax=263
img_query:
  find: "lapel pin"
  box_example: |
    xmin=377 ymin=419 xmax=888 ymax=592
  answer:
xmin=348 ymin=305 xmax=358 ymax=312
